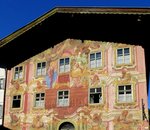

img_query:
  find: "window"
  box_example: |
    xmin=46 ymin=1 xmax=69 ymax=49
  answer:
xmin=90 ymin=52 xmax=102 ymax=68
xmin=116 ymin=48 xmax=130 ymax=65
xmin=58 ymin=90 xmax=69 ymax=107
xmin=36 ymin=62 xmax=46 ymax=76
xmin=0 ymin=78 xmax=5 ymax=89
xmin=14 ymin=66 xmax=23 ymax=80
xmin=89 ymin=87 xmax=102 ymax=104
xmin=0 ymin=105 xmax=3 ymax=119
xmin=118 ymin=85 xmax=132 ymax=103
xmin=12 ymin=95 xmax=21 ymax=108
xmin=59 ymin=58 xmax=70 ymax=73
xmin=35 ymin=93 xmax=45 ymax=108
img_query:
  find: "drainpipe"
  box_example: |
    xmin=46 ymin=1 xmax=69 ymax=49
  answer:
xmin=2 ymin=68 xmax=8 ymax=127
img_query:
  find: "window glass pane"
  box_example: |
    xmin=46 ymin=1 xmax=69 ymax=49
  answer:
xmin=0 ymin=105 xmax=2 ymax=118
xmin=65 ymin=58 xmax=69 ymax=65
xmin=64 ymin=96 xmax=68 ymax=99
xmin=0 ymin=79 xmax=4 ymax=89
xmin=117 ymin=49 xmax=123 ymax=56
xmin=90 ymin=53 xmax=95 ymax=61
xmin=59 ymin=66 xmax=64 ymax=73
xmin=96 ymin=88 xmax=101 ymax=93
xmin=126 ymin=94 xmax=132 ymax=102
xmin=119 ymin=91 xmax=124 ymax=94
xmin=41 ymin=93 xmax=45 ymax=97
xmin=126 ymin=85 xmax=131 ymax=90
xmin=60 ymin=59 xmax=64 ymax=66
xmin=58 ymin=99 xmax=69 ymax=106
xmin=19 ymin=66 xmax=23 ymax=71
xmin=13 ymin=96 xmax=17 ymax=99
xmin=37 ymin=68 xmax=41 ymax=73
xmin=59 ymin=91 xmax=63 ymax=96
xmin=18 ymin=95 xmax=21 ymax=99
xmin=124 ymin=55 xmax=130 ymax=64
xmin=40 ymin=101 xmax=44 ymax=107
xmin=90 ymin=94 xmax=100 ymax=103
xmin=36 ymin=94 xmax=40 ymax=97
xmin=0 ymin=79 xmax=2 ymax=84
xmin=42 ymin=68 xmax=46 ymax=75
xmin=14 ymin=73 xmax=18 ymax=79
xmin=126 ymin=91 xmax=131 ymax=94
xmin=96 ymin=52 xmax=101 ymax=60
xmin=37 ymin=63 xmax=41 ymax=68
xmin=15 ymin=67 xmax=18 ymax=71
xmin=119 ymin=86 xmax=124 ymax=91
xmin=41 ymin=97 xmax=44 ymax=100
xmin=118 ymin=95 xmax=125 ymax=102
xmin=124 ymin=48 xmax=130 ymax=55
xmin=42 ymin=62 xmax=46 ymax=67
xmin=96 ymin=59 xmax=102 ymax=67
xmin=12 ymin=100 xmax=20 ymax=108
xmin=90 ymin=88 xmax=95 ymax=93
xmin=90 ymin=60 xmax=96 ymax=68
xmin=64 ymin=91 xmax=68 ymax=95
xmin=99 ymin=93 xmax=102 ymax=102
xmin=19 ymin=71 xmax=23 ymax=78
xmin=117 ymin=56 xmax=123 ymax=64
xmin=65 ymin=64 xmax=70 ymax=72
xmin=59 ymin=96 xmax=63 ymax=99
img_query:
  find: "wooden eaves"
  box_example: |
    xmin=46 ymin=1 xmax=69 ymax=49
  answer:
xmin=0 ymin=7 xmax=150 ymax=90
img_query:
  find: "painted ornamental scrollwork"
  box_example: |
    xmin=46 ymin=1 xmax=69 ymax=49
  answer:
xmin=113 ymin=110 xmax=140 ymax=130
xmin=9 ymin=80 xmax=26 ymax=96
xmin=8 ymin=112 xmax=21 ymax=129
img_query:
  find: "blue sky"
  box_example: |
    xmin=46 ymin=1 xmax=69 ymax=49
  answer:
xmin=0 ymin=1 xmax=150 ymax=108
xmin=0 ymin=0 xmax=150 ymax=39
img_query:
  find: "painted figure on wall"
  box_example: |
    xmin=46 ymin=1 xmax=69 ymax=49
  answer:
xmin=70 ymin=47 xmax=89 ymax=87
xmin=114 ymin=110 xmax=139 ymax=130
xmin=46 ymin=61 xmax=58 ymax=89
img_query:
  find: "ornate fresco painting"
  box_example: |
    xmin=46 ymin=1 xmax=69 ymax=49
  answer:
xmin=4 ymin=39 xmax=149 ymax=130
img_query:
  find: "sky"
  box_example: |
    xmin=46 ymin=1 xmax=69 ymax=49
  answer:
xmin=0 ymin=1 xmax=150 ymax=108
xmin=0 ymin=0 xmax=150 ymax=39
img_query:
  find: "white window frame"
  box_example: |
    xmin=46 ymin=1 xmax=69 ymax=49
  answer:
xmin=0 ymin=78 xmax=5 ymax=89
xmin=59 ymin=58 xmax=70 ymax=73
xmin=36 ymin=62 xmax=46 ymax=76
xmin=57 ymin=90 xmax=69 ymax=107
xmin=12 ymin=95 xmax=21 ymax=108
xmin=89 ymin=87 xmax=102 ymax=104
xmin=34 ymin=93 xmax=45 ymax=108
xmin=117 ymin=85 xmax=133 ymax=103
xmin=14 ymin=66 xmax=23 ymax=80
xmin=89 ymin=52 xmax=102 ymax=69
xmin=116 ymin=47 xmax=130 ymax=65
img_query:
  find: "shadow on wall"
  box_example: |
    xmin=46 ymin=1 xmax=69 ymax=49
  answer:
xmin=0 ymin=125 xmax=10 ymax=130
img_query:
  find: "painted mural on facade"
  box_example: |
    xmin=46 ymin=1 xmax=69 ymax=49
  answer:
xmin=4 ymin=39 xmax=149 ymax=130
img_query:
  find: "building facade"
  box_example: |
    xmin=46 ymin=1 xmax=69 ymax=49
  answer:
xmin=0 ymin=68 xmax=5 ymax=125
xmin=4 ymin=39 xmax=149 ymax=130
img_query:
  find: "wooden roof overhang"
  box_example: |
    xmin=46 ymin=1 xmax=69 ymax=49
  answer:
xmin=0 ymin=7 xmax=150 ymax=90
